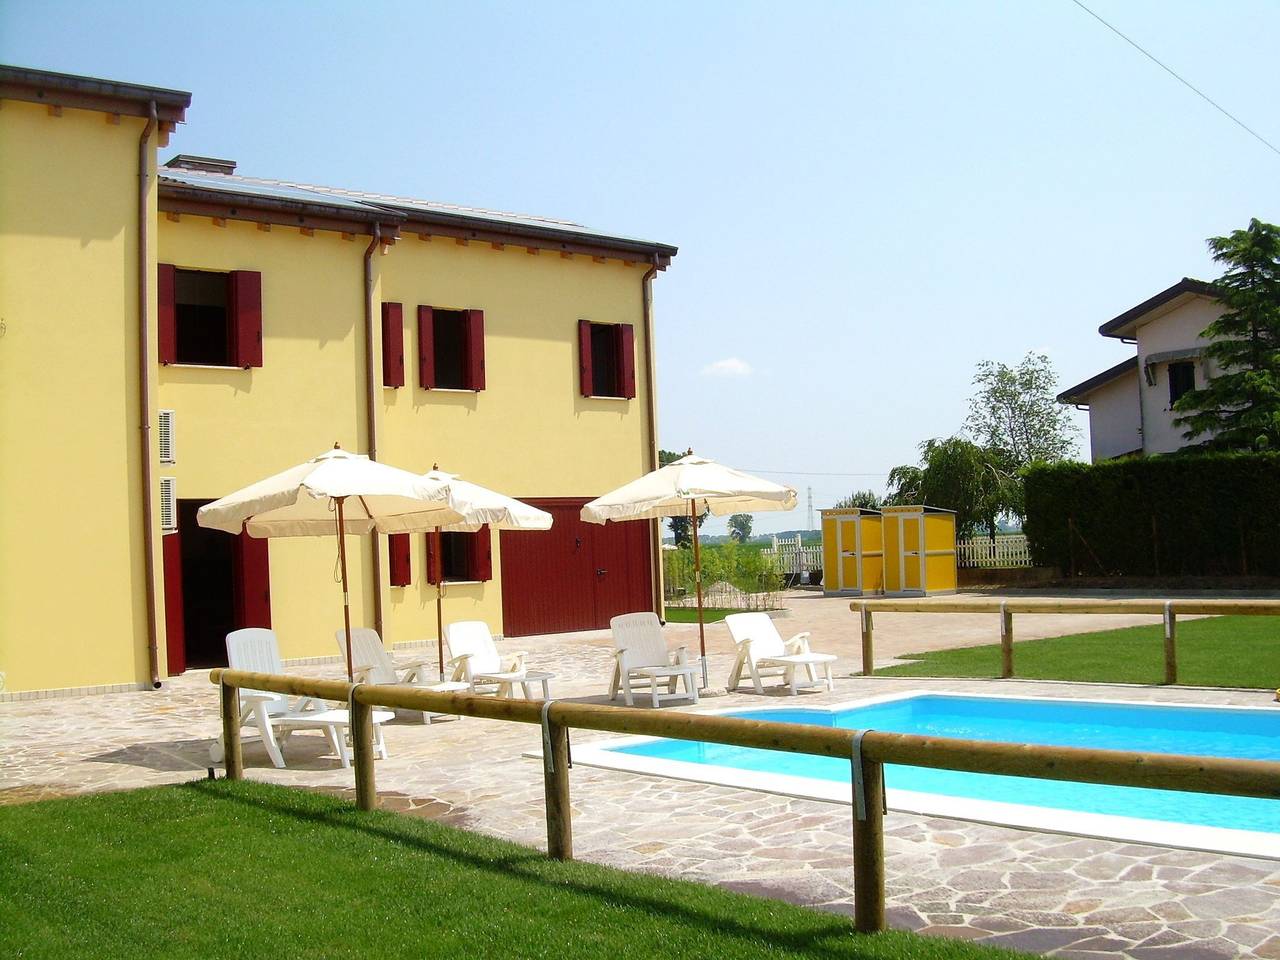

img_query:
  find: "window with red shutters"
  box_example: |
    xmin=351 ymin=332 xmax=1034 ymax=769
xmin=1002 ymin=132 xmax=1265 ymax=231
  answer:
xmin=426 ymin=528 xmax=492 ymax=582
xmin=388 ymin=532 xmax=411 ymax=586
xmin=163 ymin=267 xmax=263 ymax=368
xmin=579 ymin=320 xmax=635 ymax=399
xmin=419 ymin=306 xmax=486 ymax=391
xmin=381 ymin=303 xmax=405 ymax=388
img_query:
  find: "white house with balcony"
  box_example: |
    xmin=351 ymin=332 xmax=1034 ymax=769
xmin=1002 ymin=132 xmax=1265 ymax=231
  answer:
xmin=1058 ymin=278 xmax=1221 ymax=462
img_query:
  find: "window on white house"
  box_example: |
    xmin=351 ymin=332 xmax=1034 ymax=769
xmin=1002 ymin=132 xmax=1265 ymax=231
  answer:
xmin=1168 ymin=361 xmax=1195 ymax=406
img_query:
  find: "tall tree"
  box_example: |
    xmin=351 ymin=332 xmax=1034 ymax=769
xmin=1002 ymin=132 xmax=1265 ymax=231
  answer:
xmin=727 ymin=513 xmax=753 ymax=542
xmin=659 ymin=448 xmax=707 ymax=546
xmin=964 ymin=352 xmax=1078 ymax=467
xmin=887 ymin=437 xmax=1020 ymax=538
xmin=1174 ymin=218 xmax=1280 ymax=451
xmin=833 ymin=489 xmax=883 ymax=510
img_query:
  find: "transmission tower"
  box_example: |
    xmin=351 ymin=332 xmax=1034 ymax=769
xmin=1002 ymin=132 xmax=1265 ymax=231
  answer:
xmin=806 ymin=486 xmax=814 ymax=531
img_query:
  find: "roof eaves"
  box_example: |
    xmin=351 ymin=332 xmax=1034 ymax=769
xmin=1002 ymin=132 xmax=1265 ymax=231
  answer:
xmin=158 ymin=177 xmax=405 ymax=234
xmin=383 ymin=204 xmax=679 ymax=259
xmin=1057 ymin=356 xmax=1139 ymax=404
xmin=1098 ymin=278 xmax=1217 ymax=339
xmin=0 ymin=64 xmax=190 ymax=122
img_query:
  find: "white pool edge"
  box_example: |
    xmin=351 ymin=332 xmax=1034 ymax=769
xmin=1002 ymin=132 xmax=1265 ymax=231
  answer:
xmin=549 ymin=689 xmax=1280 ymax=861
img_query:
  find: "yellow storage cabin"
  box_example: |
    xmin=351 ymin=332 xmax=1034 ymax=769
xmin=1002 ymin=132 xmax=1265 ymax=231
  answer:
xmin=820 ymin=508 xmax=884 ymax=596
xmin=881 ymin=505 xmax=957 ymax=596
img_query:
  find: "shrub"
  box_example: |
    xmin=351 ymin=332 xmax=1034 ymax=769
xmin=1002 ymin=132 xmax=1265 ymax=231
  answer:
xmin=1023 ymin=452 xmax=1280 ymax=576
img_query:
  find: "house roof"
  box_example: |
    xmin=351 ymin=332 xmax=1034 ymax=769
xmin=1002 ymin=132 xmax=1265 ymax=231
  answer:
xmin=158 ymin=160 xmax=678 ymax=264
xmin=1057 ymin=356 xmax=1138 ymax=404
xmin=0 ymin=64 xmax=190 ymax=122
xmin=1098 ymin=277 xmax=1217 ymax=340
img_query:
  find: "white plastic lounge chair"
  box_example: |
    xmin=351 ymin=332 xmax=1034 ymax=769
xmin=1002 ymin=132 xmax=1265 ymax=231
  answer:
xmin=336 ymin=628 xmax=470 ymax=721
xmin=608 ymin=612 xmax=699 ymax=708
xmin=210 ymin=628 xmax=391 ymax=769
xmin=445 ymin=621 xmax=534 ymax=697
xmin=724 ymin=613 xmax=836 ymax=696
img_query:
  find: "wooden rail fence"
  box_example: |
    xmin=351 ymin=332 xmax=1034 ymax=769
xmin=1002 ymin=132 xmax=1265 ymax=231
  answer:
xmin=210 ymin=667 xmax=1280 ymax=936
xmin=852 ymin=597 xmax=1280 ymax=681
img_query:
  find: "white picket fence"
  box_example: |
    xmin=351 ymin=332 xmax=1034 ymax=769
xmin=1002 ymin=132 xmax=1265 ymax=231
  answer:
xmin=762 ymin=532 xmax=1032 ymax=574
xmin=762 ymin=534 xmax=822 ymax=575
xmin=956 ymin=534 xmax=1032 ymax=568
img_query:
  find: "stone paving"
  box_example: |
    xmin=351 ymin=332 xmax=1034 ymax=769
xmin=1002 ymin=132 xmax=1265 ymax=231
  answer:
xmin=3 ymin=598 xmax=1280 ymax=958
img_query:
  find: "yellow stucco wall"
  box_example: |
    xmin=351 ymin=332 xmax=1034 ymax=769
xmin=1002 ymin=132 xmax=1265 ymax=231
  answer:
xmin=0 ymin=100 xmax=159 ymax=693
xmin=377 ymin=238 xmax=653 ymax=646
xmin=156 ymin=218 xmax=376 ymax=663
xmin=2 ymin=96 xmax=658 ymax=692
xmin=154 ymin=222 xmax=654 ymax=665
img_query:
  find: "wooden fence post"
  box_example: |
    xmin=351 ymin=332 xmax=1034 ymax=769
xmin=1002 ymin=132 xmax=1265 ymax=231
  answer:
xmin=351 ymin=688 xmax=377 ymax=811
xmin=1162 ymin=603 xmax=1177 ymax=686
xmin=860 ymin=605 xmax=874 ymax=677
xmin=851 ymin=744 xmax=886 ymax=933
xmin=219 ymin=678 xmax=243 ymax=781
xmin=999 ymin=602 xmax=1014 ymax=679
xmin=543 ymin=705 xmax=573 ymax=861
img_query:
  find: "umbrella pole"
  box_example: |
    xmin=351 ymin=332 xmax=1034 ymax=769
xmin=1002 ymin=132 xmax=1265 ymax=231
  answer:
xmin=336 ymin=497 xmax=354 ymax=681
xmin=435 ymin=529 xmax=445 ymax=681
xmin=690 ymin=500 xmax=708 ymax=688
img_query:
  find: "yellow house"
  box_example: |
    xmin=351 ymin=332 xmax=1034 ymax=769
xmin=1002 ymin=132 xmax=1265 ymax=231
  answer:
xmin=0 ymin=66 xmax=677 ymax=698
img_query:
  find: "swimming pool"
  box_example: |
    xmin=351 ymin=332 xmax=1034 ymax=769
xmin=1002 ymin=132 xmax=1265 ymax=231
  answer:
xmin=570 ymin=692 xmax=1280 ymax=858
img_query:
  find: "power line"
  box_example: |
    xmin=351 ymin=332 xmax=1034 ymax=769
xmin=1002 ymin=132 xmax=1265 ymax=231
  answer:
xmin=1067 ymin=0 xmax=1280 ymax=159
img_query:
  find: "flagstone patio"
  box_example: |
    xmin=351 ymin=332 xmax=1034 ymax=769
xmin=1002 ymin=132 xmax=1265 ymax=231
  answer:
xmin=3 ymin=604 xmax=1279 ymax=959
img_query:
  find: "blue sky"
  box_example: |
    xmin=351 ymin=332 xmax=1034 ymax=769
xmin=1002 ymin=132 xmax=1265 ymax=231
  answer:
xmin=4 ymin=1 xmax=1277 ymax=533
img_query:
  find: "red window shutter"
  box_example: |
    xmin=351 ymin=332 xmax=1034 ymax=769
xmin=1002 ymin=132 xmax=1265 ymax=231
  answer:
xmin=426 ymin=530 xmax=442 ymax=584
xmin=465 ymin=309 xmax=485 ymax=391
xmin=578 ymin=319 xmax=594 ymax=397
xmin=162 ymin=531 xmax=185 ymax=676
xmin=229 ymin=270 xmax=263 ymax=368
xmin=618 ymin=323 xmax=636 ymax=399
xmin=233 ymin=532 xmax=271 ymax=628
xmin=418 ymin=306 xmax=436 ymax=389
xmin=381 ymin=302 xmax=404 ymax=388
xmin=388 ymin=532 xmax=411 ymax=586
xmin=470 ymin=525 xmax=493 ymax=581
xmin=158 ymin=263 xmax=177 ymax=364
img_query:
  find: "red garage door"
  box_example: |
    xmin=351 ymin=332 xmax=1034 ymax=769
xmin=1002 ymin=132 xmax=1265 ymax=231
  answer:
xmin=500 ymin=497 xmax=654 ymax=637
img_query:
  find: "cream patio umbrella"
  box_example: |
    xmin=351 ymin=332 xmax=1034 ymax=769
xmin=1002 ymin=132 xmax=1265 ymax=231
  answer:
xmin=580 ymin=452 xmax=797 ymax=686
xmin=197 ymin=445 xmax=464 ymax=680
xmin=420 ymin=467 xmax=553 ymax=678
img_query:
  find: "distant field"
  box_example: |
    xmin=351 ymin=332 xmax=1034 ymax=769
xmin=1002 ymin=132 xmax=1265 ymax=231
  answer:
xmin=879 ymin=615 xmax=1280 ymax=688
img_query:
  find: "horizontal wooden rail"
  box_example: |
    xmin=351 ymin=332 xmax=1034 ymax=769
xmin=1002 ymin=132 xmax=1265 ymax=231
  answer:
xmin=852 ymin=597 xmax=1280 ymax=681
xmin=856 ymin=598 xmax=1280 ymax=616
xmin=211 ymin=667 xmax=1280 ymax=934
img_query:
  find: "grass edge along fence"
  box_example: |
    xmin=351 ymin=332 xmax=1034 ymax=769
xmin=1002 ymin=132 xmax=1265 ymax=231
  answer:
xmin=211 ymin=668 xmax=1280 ymax=937
xmin=852 ymin=598 xmax=1280 ymax=683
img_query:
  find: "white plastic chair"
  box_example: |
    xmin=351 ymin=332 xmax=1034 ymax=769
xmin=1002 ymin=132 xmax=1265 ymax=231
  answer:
xmin=724 ymin=613 xmax=836 ymax=696
xmin=336 ymin=628 xmax=469 ymax=721
xmin=210 ymin=628 xmax=391 ymax=769
xmin=608 ymin=612 xmax=699 ymax=708
xmin=444 ymin=621 xmax=531 ymax=697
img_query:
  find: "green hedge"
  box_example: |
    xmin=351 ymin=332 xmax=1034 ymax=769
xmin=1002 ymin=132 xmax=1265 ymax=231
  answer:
xmin=1023 ymin=452 xmax=1280 ymax=577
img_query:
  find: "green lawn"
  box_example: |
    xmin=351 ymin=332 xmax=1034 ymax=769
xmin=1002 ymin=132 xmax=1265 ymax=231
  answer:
xmin=664 ymin=606 xmax=741 ymax=623
xmin=0 ymin=781 xmax=1027 ymax=960
xmin=880 ymin=615 xmax=1280 ymax=688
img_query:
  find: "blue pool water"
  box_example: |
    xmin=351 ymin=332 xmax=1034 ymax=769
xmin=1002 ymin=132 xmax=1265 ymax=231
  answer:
xmin=612 ymin=695 xmax=1280 ymax=834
